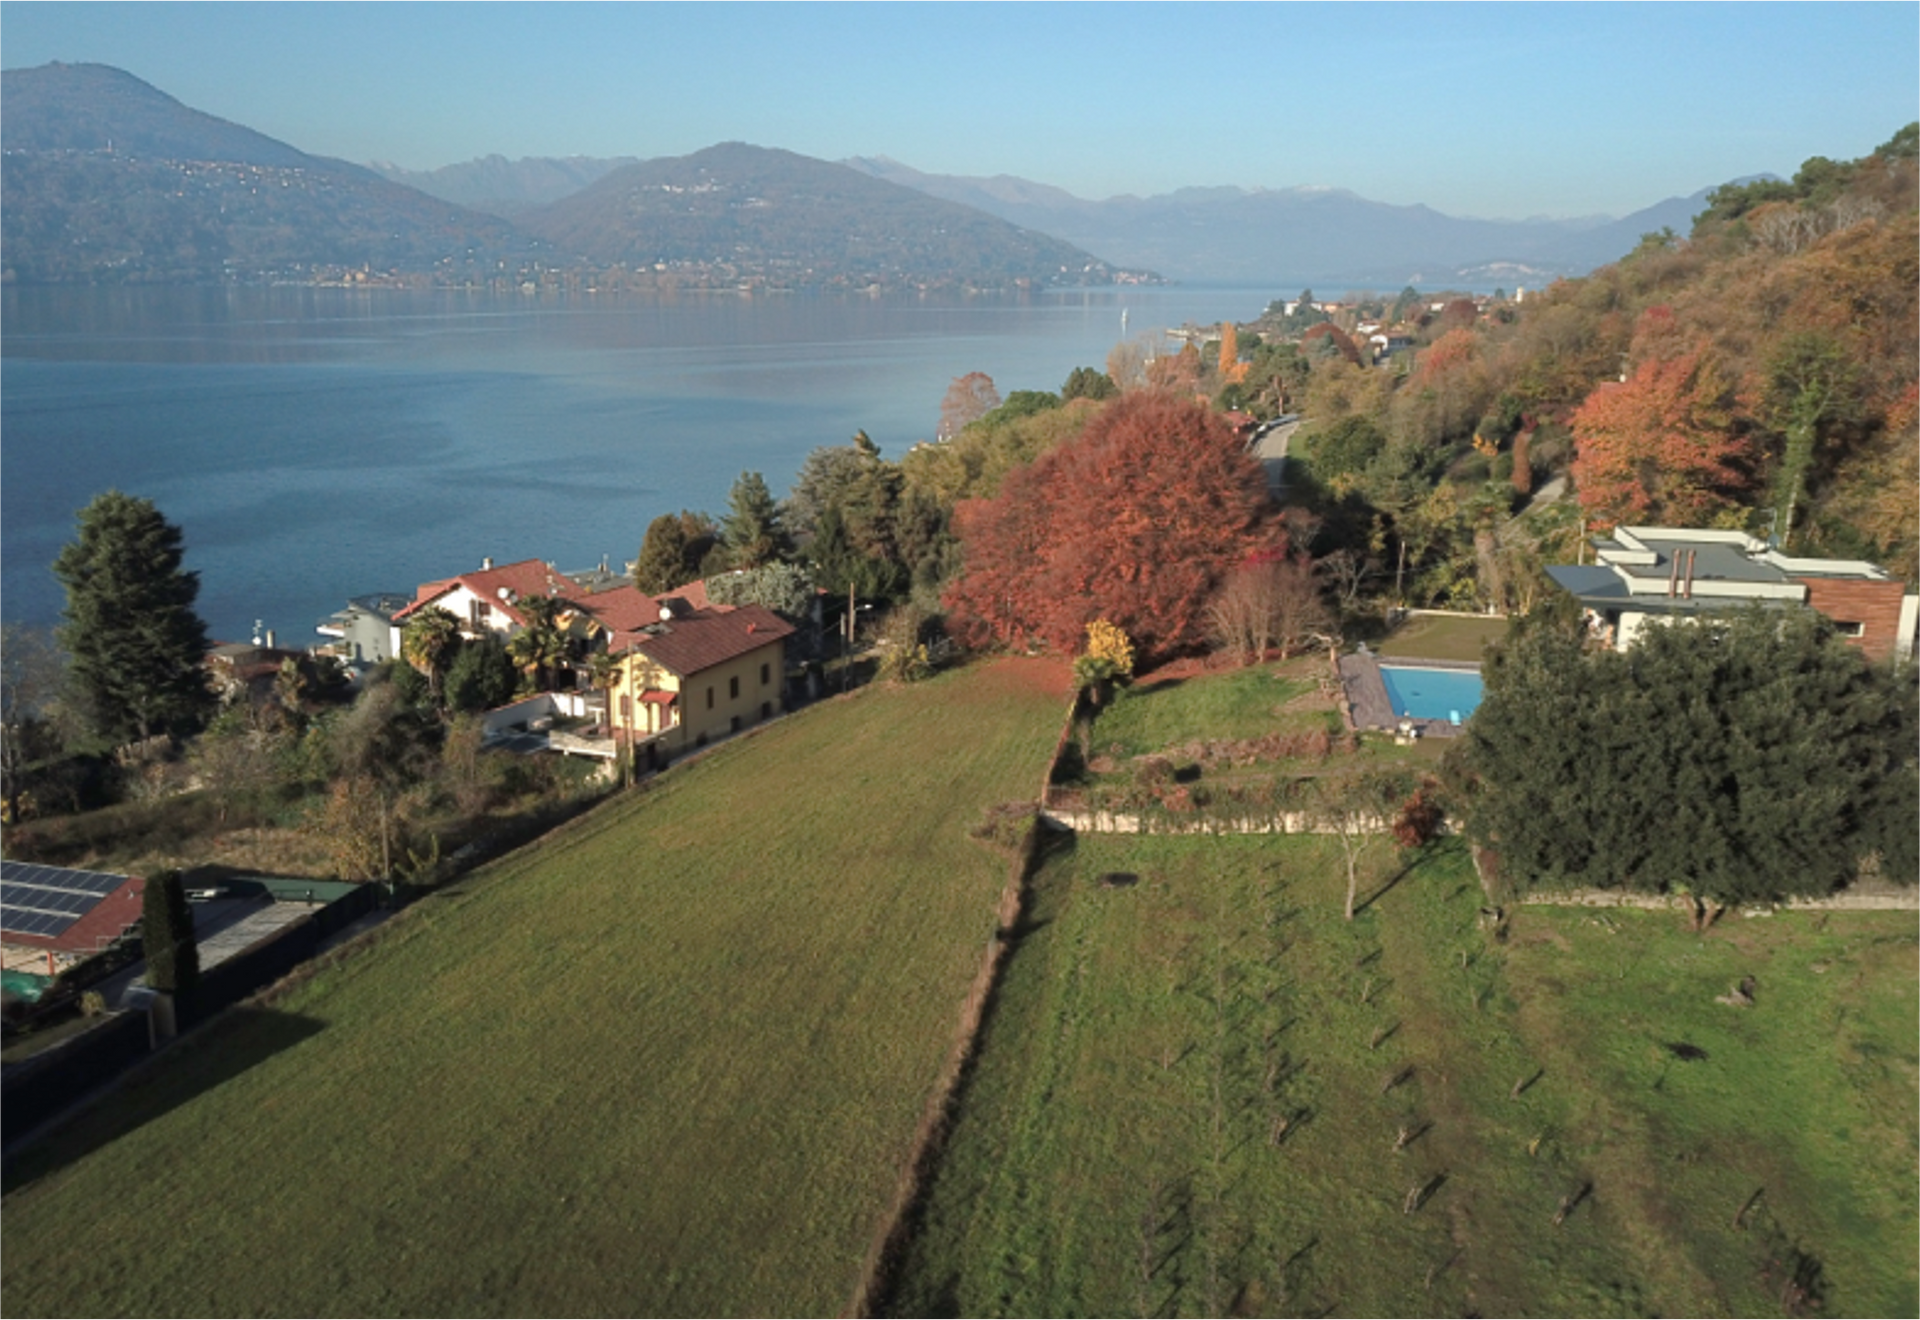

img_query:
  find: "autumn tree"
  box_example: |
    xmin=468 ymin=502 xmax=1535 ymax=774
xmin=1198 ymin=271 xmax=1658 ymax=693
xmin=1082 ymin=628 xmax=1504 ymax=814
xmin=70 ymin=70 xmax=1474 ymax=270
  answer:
xmin=1215 ymin=322 xmax=1249 ymax=386
xmin=938 ymin=371 xmax=1001 ymax=440
xmin=945 ymin=391 xmax=1279 ymax=662
xmin=1205 ymin=552 xmax=1330 ymax=666
xmin=1570 ymin=343 xmax=1754 ymax=528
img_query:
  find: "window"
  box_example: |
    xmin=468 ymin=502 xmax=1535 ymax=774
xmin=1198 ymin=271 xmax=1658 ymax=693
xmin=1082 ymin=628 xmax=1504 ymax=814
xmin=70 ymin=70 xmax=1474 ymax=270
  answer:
xmin=620 ymin=694 xmax=631 ymax=721
xmin=729 ymin=676 xmax=740 ymax=699
xmin=760 ymin=662 xmax=770 ymax=686
xmin=761 ymin=701 xmax=772 ymax=721
xmin=1834 ymin=620 xmax=1866 ymax=637
xmin=730 ymin=715 xmax=741 ymax=733
xmin=706 ymin=686 xmax=715 ymax=710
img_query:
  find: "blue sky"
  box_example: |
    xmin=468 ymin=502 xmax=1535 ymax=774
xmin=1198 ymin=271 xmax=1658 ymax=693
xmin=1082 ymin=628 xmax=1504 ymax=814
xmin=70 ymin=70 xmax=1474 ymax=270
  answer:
xmin=3 ymin=3 xmax=1914 ymax=218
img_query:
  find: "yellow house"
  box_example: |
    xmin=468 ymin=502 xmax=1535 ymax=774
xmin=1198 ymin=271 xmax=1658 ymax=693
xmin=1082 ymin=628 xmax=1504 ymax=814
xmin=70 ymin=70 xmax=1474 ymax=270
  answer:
xmin=607 ymin=602 xmax=795 ymax=762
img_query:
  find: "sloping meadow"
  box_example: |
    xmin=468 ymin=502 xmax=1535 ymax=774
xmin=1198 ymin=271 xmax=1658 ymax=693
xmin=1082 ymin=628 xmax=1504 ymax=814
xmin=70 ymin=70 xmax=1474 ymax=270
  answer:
xmin=1 ymin=659 xmax=1069 ymax=1317
xmin=885 ymin=834 xmax=1918 ymax=1317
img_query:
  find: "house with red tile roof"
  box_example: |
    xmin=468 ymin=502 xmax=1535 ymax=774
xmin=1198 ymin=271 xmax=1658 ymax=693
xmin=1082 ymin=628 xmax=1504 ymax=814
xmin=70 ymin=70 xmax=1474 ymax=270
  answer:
xmin=390 ymin=557 xmax=585 ymax=648
xmin=607 ymin=604 xmax=795 ymax=760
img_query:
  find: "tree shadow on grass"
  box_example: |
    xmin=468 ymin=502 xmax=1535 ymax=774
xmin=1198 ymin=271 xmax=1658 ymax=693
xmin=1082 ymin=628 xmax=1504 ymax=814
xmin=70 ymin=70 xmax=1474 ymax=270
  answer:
xmin=1353 ymin=858 xmax=1421 ymax=917
xmin=2 ymin=1006 xmax=326 ymax=1193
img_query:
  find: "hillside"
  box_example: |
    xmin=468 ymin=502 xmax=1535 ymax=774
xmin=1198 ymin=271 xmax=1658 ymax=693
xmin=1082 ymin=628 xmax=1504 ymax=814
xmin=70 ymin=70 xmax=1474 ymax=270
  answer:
xmin=844 ymin=154 xmax=1713 ymax=286
xmin=518 ymin=142 xmax=1154 ymax=290
xmin=0 ymin=63 xmax=540 ymax=284
xmin=366 ymin=153 xmax=640 ymax=218
xmin=0 ymin=660 xmax=1071 ymax=1315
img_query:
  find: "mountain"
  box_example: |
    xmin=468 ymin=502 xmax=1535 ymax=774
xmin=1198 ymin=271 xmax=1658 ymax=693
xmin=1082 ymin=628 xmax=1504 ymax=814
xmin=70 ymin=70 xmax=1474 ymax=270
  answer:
xmin=367 ymin=154 xmax=640 ymax=218
xmin=844 ymin=155 xmax=1717 ymax=287
xmin=516 ymin=143 xmax=1153 ymax=289
xmin=1 ymin=63 xmax=539 ymax=284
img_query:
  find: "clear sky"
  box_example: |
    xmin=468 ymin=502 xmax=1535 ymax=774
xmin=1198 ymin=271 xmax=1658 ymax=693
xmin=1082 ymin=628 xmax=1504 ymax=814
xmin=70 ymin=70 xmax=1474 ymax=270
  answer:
xmin=3 ymin=2 xmax=1914 ymax=219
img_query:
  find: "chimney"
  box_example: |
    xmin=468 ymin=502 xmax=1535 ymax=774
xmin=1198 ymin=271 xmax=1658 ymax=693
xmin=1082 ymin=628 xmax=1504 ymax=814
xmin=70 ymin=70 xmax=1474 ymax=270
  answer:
xmin=1666 ymin=553 xmax=1680 ymax=598
xmin=1682 ymin=549 xmax=1696 ymax=600
xmin=482 ymin=556 xmax=493 ymax=572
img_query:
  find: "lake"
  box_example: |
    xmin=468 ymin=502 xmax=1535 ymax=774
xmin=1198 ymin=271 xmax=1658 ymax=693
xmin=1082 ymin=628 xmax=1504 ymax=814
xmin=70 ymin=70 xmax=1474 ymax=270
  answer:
xmin=2 ymin=284 xmax=1273 ymax=644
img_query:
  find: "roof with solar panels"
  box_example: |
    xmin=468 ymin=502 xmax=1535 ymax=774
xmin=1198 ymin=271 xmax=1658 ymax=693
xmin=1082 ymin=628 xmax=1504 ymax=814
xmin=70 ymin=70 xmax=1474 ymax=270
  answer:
xmin=0 ymin=861 xmax=146 ymax=954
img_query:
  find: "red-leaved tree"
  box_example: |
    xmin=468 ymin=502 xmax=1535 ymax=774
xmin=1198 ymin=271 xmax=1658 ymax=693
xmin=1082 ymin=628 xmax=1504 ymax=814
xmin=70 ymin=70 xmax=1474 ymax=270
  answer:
xmin=945 ymin=392 xmax=1280 ymax=661
xmin=1571 ymin=344 xmax=1754 ymax=528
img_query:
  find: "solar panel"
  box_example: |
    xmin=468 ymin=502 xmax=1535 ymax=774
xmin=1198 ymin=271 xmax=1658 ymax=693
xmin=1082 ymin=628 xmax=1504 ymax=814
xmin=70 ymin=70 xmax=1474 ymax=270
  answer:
xmin=0 ymin=861 xmax=132 ymax=941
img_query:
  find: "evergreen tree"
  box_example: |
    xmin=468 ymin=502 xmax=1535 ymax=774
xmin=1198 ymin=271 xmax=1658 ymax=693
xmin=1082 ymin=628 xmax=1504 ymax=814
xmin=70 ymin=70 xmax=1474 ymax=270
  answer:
xmin=52 ymin=491 xmax=214 ymax=745
xmin=141 ymin=867 xmax=198 ymax=994
xmin=719 ymin=471 xmax=793 ymax=571
xmin=633 ymin=514 xmax=692 ymax=594
xmin=1450 ymin=603 xmax=1917 ymax=908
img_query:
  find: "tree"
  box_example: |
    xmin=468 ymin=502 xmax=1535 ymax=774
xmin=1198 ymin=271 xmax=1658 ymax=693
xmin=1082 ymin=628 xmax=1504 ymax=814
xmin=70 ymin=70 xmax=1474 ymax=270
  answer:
xmin=1061 ymin=365 xmax=1118 ymax=402
xmin=1205 ymin=552 xmax=1330 ymax=666
xmin=719 ymin=470 xmax=793 ymax=570
xmin=505 ymin=595 xmax=569 ymax=693
xmin=141 ymin=867 xmax=198 ymax=994
xmin=945 ymin=391 xmax=1280 ymax=662
xmin=1 ymin=624 xmax=67 ymax=822
xmin=1311 ymin=767 xmax=1415 ymax=921
xmin=400 ymin=606 xmax=461 ymax=700
xmin=443 ymin=634 xmax=517 ymax=713
xmin=1762 ymin=331 xmax=1863 ymax=548
xmin=705 ymin=561 xmax=815 ymax=619
xmin=633 ymin=513 xmax=693 ymax=594
xmin=939 ymin=371 xmax=1001 ymax=440
xmin=327 ymin=679 xmax=437 ymax=882
xmin=1448 ymin=604 xmax=1916 ymax=914
xmin=1215 ymin=322 xmax=1249 ymax=386
xmin=1570 ymin=344 xmax=1754 ymax=529
xmin=52 ymin=491 xmax=214 ymax=745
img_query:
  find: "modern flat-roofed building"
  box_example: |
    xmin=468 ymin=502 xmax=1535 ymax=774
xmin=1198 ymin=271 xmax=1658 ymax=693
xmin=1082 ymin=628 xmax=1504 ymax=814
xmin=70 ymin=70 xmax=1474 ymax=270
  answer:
xmin=1546 ymin=526 xmax=1916 ymax=663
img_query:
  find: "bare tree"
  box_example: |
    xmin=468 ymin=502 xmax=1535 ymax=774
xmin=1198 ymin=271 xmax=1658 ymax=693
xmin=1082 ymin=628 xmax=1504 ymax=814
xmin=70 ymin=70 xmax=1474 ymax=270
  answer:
xmin=938 ymin=371 xmax=1000 ymax=440
xmin=1 ymin=624 xmax=67 ymax=821
xmin=1312 ymin=767 xmax=1412 ymax=920
xmin=1206 ymin=555 xmax=1331 ymax=666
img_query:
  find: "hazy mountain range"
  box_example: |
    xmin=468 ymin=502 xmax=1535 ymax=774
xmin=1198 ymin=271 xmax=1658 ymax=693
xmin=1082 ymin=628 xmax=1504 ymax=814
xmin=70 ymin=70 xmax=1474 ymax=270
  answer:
xmin=3 ymin=61 xmax=1731 ymax=291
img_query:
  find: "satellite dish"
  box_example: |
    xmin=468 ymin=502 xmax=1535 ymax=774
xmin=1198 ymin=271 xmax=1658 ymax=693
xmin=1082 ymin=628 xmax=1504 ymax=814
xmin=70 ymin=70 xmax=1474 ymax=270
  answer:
xmin=659 ymin=606 xmax=674 ymax=621
xmin=498 ymin=587 xmax=514 ymax=601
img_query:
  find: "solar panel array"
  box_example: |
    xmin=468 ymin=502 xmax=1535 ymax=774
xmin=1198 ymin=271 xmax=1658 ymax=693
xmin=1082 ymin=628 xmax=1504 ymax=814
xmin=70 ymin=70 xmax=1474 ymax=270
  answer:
xmin=1 ymin=861 xmax=130 ymax=940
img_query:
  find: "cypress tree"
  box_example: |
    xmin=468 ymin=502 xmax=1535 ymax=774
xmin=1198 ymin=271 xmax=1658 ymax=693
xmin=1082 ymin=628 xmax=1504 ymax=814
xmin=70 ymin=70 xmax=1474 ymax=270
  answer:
xmin=141 ymin=868 xmax=199 ymax=994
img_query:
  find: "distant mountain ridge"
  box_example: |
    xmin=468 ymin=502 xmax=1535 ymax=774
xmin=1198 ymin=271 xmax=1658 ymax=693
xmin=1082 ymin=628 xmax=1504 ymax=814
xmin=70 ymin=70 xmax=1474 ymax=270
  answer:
xmin=368 ymin=154 xmax=640 ymax=218
xmin=1 ymin=62 xmax=539 ymax=283
xmin=842 ymin=155 xmax=1717 ymax=286
xmin=514 ymin=142 xmax=1147 ymax=289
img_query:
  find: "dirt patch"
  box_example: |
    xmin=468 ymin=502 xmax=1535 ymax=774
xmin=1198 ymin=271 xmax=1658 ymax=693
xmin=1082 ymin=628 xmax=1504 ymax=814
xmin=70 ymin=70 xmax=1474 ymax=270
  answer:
xmin=983 ymin=654 xmax=1076 ymax=700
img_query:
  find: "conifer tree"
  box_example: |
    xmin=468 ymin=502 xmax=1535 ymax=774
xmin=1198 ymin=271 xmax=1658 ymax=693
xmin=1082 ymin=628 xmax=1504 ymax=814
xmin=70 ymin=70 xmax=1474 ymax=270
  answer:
xmin=141 ymin=868 xmax=198 ymax=995
xmin=53 ymin=491 xmax=214 ymax=745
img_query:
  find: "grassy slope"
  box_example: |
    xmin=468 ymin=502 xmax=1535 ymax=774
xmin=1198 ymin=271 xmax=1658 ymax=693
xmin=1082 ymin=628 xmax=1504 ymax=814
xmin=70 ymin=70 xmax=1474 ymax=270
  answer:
xmin=890 ymin=835 xmax=1917 ymax=1317
xmin=2 ymin=660 xmax=1068 ymax=1318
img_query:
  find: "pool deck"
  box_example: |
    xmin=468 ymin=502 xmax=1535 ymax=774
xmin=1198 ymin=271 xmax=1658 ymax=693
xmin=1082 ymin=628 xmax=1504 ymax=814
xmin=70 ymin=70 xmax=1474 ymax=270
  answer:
xmin=1340 ymin=650 xmax=1479 ymax=738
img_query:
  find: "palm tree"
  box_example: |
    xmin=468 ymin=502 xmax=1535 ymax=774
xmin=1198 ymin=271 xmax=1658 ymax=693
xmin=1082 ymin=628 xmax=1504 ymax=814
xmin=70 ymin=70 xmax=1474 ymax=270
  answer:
xmin=400 ymin=606 xmax=461 ymax=700
xmin=507 ymin=595 xmax=569 ymax=692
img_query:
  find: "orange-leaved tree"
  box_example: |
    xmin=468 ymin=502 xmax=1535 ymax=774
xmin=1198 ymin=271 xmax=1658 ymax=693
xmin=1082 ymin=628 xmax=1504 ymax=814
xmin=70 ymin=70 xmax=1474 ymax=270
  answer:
xmin=1570 ymin=342 xmax=1754 ymax=529
xmin=944 ymin=392 xmax=1280 ymax=662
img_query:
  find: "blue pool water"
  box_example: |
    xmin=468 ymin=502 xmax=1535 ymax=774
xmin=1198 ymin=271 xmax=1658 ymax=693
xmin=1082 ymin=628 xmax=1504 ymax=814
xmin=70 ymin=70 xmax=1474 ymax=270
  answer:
xmin=1379 ymin=665 xmax=1484 ymax=723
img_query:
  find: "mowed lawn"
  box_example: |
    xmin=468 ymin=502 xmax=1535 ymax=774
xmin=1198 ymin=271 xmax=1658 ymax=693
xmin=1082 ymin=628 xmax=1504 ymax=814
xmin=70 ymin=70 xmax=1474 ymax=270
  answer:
xmin=888 ymin=835 xmax=1918 ymax=1317
xmin=2 ymin=659 xmax=1070 ymax=1318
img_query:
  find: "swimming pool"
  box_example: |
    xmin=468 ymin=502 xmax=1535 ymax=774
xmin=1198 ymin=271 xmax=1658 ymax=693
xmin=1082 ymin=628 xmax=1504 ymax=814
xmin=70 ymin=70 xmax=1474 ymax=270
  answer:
xmin=2 ymin=968 xmax=52 ymax=1003
xmin=1378 ymin=665 xmax=1484 ymax=724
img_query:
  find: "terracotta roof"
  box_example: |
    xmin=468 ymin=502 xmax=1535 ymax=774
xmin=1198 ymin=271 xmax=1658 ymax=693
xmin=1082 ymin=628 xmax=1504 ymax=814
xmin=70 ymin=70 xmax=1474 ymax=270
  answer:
xmin=629 ymin=605 xmax=795 ymax=677
xmin=578 ymin=584 xmax=664 ymax=651
xmin=393 ymin=559 xmax=584 ymax=630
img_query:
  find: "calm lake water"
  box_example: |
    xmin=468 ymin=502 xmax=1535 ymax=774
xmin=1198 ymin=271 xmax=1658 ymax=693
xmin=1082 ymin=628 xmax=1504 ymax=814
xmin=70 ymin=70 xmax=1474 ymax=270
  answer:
xmin=3 ymin=284 xmax=1269 ymax=644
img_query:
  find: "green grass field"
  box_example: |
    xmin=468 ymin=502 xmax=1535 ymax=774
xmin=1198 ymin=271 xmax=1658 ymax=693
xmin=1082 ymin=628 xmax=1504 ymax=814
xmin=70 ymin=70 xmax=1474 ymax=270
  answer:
xmin=1375 ymin=612 xmax=1509 ymax=662
xmin=1092 ymin=660 xmax=1331 ymax=759
xmin=886 ymin=835 xmax=1918 ymax=1317
xmin=1 ymin=660 xmax=1070 ymax=1317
